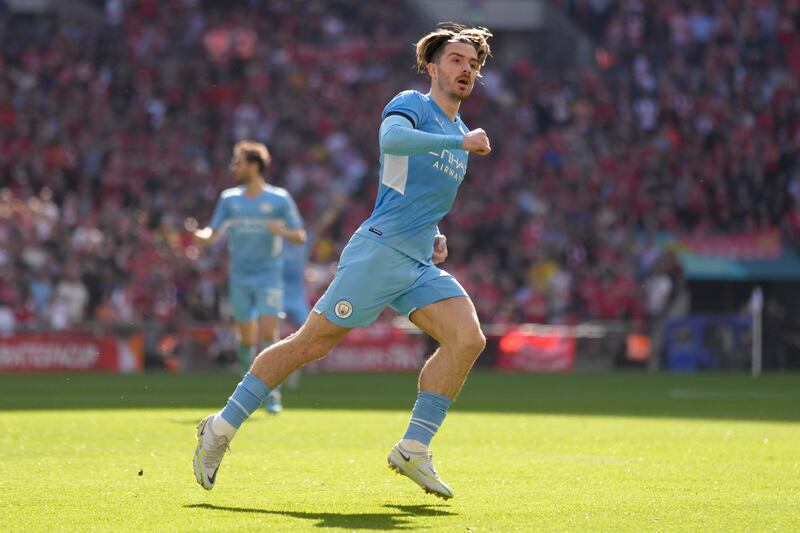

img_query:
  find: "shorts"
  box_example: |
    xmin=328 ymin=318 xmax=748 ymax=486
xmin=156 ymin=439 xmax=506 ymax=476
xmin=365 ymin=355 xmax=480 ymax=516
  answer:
xmin=313 ymin=234 xmax=467 ymax=327
xmin=229 ymin=283 xmax=283 ymax=323
xmin=283 ymin=281 xmax=310 ymax=326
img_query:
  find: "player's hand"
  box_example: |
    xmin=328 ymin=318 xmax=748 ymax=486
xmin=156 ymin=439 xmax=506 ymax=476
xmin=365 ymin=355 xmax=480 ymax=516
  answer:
xmin=193 ymin=226 xmax=213 ymax=244
xmin=433 ymin=234 xmax=448 ymax=265
xmin=267 ymin=219 xmax=287 ymax=236
xmin=463 ymin=128 xmax=491 ymax=156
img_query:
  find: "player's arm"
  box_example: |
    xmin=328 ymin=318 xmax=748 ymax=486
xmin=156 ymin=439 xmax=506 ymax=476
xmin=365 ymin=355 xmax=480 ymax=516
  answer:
xmin=193 ymin=226 xmax=218 ymax=245
xmin=380 ymin=116 xmax=491 ymax=156
xmin=193 ymin=195 xmax=227 ymax=245
xmin=267 ymin=220 xmax=306 ymax=244
xmin=268 ymin=193 xmax=306 ymax=244
xmin=380 ymin=115 xmax=462 ymax=156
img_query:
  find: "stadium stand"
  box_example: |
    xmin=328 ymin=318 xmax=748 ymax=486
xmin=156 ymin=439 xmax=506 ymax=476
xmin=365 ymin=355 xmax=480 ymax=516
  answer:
xmin=0 ymin=0 xmax=797 ymax=335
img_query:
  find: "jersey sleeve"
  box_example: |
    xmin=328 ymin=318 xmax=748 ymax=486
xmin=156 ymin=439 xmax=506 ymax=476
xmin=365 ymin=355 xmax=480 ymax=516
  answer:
xmin=381 ymin=91 xmax=427 ymax=129
xmin=208 ymin=195 xmax=228 ymax=231
xmin=380 ymin=116 xmax=463 ymax=156
xmin=280 ymin=194 xmax=304 ymax=229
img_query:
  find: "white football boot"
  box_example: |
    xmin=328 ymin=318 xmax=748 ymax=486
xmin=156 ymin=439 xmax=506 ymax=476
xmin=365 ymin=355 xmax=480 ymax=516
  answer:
xmin=193 ymin=414 xmax=230 ymax=490
xmin=387 ymin=443 xmax=454 ymax=499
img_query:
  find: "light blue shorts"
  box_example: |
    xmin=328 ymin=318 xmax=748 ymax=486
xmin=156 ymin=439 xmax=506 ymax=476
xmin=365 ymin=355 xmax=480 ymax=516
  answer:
xmin=313 ymin=235 xmax=467 ymax=327
xmin=283 ymin=281 xmax=310 ymax=326
xmin=229 ymin=283 xmax=283 ymax=323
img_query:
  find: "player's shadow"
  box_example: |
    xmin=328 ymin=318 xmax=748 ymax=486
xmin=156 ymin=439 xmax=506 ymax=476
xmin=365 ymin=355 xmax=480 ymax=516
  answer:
xmin=184 ymin=502 xmax=455 ymax=530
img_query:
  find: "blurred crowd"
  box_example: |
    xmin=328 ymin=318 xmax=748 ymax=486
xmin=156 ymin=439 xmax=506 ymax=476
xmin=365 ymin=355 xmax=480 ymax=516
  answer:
xmin=0 ymin=0 xmax=797 ymax=333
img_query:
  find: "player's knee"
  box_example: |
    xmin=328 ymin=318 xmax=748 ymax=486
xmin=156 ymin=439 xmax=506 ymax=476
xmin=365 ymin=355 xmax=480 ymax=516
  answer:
xmin=467 ymin=329 xmax=487 ymax=358
xmin=449 ymin=327 xmax=486 ymax=359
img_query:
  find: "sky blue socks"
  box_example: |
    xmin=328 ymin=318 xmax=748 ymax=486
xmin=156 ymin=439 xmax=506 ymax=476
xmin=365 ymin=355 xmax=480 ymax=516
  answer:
xmin=219 ymin=375 xmax=452 ymax=444
xmin=219 ymin=372 xmax=270 ymax=429
xmin=402 ymin=391 xmax=452 ymax=446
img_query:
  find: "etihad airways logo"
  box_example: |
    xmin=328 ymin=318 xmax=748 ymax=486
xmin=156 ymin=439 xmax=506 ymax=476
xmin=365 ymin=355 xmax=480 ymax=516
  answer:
xmin=221 ymin=218 xmax=271 ymax=234
xmin=428 ymin=149 xmax=467 ymax=183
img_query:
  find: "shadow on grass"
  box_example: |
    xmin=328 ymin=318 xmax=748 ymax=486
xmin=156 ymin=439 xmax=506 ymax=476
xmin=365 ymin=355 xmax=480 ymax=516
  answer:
xmin=184 ymin=502 xmax=455 ymax=530
xmin=2 ymin=371 xmax=799 ymax=422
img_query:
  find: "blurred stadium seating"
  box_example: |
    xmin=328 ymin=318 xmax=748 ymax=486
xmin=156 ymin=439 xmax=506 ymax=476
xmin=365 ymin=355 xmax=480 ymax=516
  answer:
xmin=0 ymin=0 xmax=798 ymax=369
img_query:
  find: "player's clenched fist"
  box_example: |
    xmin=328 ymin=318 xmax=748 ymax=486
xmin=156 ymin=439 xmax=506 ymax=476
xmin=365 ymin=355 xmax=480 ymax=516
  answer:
xmin=463 ymin=128 xmax=491 ymax=156
xmin=433 ymin=234 xmax=448 ymax=265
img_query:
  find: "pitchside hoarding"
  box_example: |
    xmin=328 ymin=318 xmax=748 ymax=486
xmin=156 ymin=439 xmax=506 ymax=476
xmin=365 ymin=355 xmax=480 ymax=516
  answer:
xmin=309 ymin=324 xmax=424 ymax=372
xmin=0 ymin=334 xmax=143 ymax=372
xmin=496 ymin=329 xmax=576 ymax=372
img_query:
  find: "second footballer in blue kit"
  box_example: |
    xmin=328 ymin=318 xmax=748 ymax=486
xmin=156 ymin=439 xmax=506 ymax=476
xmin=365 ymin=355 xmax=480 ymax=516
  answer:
xmin=193 ymin=141 xmax=306 ymax=413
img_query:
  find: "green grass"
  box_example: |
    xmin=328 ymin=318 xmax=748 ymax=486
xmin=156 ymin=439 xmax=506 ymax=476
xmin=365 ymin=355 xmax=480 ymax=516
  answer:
xmin=1 ymin=372 xmax=799 ymax=532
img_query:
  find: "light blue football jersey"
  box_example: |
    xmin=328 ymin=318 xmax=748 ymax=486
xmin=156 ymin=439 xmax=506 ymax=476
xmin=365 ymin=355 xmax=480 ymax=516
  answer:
xmin=354 ymin=90 xmax=470 ymax=264
xmin=209 ymin=184 xmax=303 ymax=287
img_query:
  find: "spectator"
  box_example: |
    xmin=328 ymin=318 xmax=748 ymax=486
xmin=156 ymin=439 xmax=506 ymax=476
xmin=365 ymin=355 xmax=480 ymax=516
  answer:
xmin=53 ymin=265 xmax=89 ymax=326
xmin=0 ymin=0 xmax=795 ymax=332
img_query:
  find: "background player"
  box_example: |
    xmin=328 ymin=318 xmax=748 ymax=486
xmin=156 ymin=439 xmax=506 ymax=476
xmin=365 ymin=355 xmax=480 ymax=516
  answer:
xmin=280 ymin=236 xmax=311 ymax=389
xmin=193 ymin=141 xmax=306 ymax=413
xmin=282 ymin=237 xmax=310 ymax=331
xmin=194 ymin=24 xmax=492 ymax=499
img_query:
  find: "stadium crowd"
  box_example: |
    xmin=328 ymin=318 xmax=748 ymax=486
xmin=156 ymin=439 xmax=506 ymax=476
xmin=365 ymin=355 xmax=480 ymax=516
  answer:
xmin=0 ymin=0 xmax=797 ymax=333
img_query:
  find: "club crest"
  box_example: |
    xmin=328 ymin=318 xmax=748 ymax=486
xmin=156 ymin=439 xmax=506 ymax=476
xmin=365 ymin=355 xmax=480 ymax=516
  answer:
xmin=335 ymin=300 xmax=353 ymax=319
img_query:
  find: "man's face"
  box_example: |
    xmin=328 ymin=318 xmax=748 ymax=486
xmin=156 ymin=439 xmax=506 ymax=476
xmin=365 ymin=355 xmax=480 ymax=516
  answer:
xmin=230 ymin=154 xmax=256 ymax=184
xmin=431 ymin=41 xmax=480 ymax=101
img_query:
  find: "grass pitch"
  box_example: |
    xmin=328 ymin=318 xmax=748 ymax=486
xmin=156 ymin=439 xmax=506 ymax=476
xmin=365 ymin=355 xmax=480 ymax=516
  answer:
xmin=1 ymin=371 xmax=799 ymax=532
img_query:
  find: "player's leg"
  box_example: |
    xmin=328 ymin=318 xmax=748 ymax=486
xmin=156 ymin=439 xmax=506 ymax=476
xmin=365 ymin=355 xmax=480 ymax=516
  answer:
xmin=411 ymin=295 xmax=485 ymax=399
xmin=282 ymin=288 xmax=311 ymax=389
xmin=234 ymin=320 xmax=257 ymax=374
xmin=250 ymin=311 xmax=348 ymax=388
xmin=257 ymin=314 xmax=280 ymax=345
xmin=394 ymin=271 xmax=485 ymax=438
xmin=194 ymin=286 xmax=257 ymax=489
xmin=257 ymin=311 xmax=282 ymax=413
xmin=194 ymin=235 xmax=403 ymax=490
xmin=257 ymin=286 xmax=283 ymax=350
xmin=230 ymin=285 xmax=258 ymax=374
xmin=194 ymin=311 xmax=349 ymax=490
xmin=386 ymin=269 xmax=485 ymax=499
xmin=209 ymin=235 xmax=380 ymax=433
xmin=247 ymin=235 xmax=404 ymax=388
xmin=387 ymin=296 xmax=484 ymax=499
xmin=221 ymin=312 xmax=349 ymax=437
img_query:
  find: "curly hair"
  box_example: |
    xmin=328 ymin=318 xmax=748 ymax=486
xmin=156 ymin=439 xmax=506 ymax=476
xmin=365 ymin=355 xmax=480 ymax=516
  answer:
xmin=415 ymin=22 xmax=492 ymax=74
